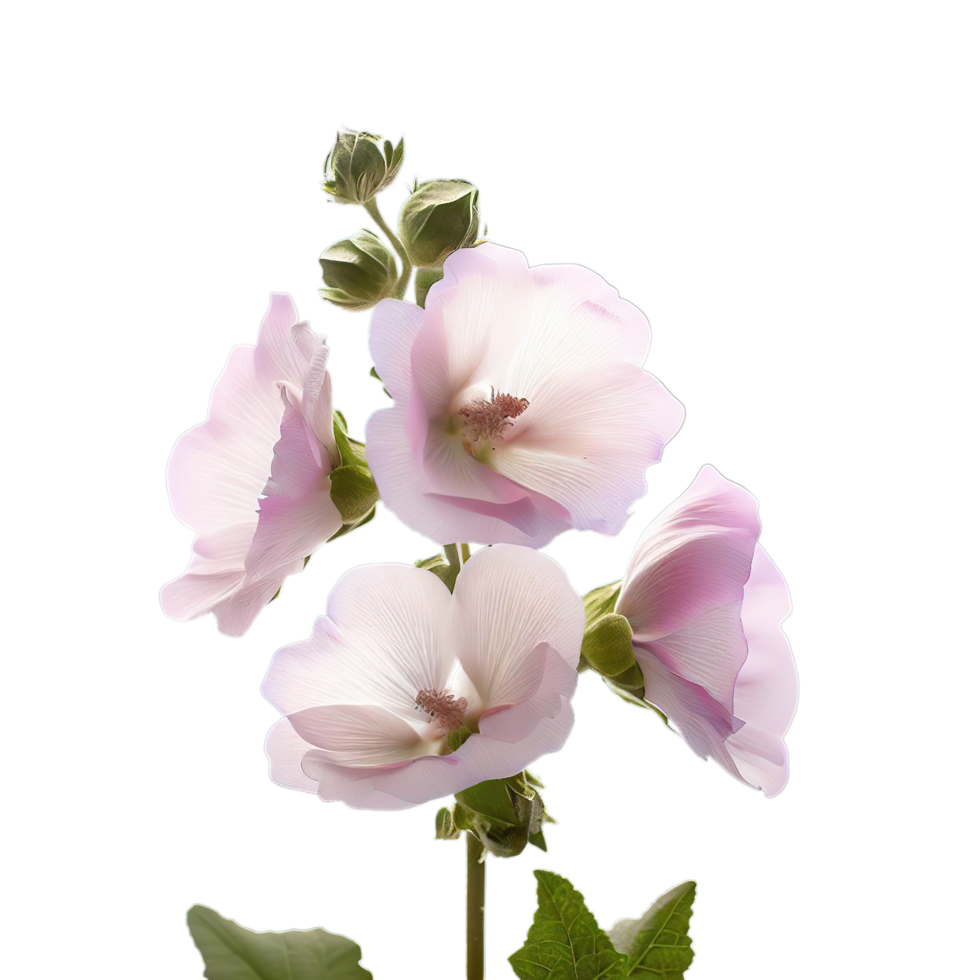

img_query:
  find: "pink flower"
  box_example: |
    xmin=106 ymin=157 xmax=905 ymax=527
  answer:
xmin=161 ymin=294 xmax=343 ymax=636
xmin=616 ymin=466 xmax=798 ymax=796
xmin=365 ymin=243 xmax=684 ymax=548
xmin=261 ymin=545 xmax=584 ymax=810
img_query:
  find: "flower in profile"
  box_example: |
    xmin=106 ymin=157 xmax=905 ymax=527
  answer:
xmin=161 ymin=294 xmax=343 ymax=636
xmin=365 ymin=243 xmax=684 ymax=548
xmin=615 ymin=466 xmax=798 ymax=796
xmin=262 ymin=545 xmax=584 ymax=810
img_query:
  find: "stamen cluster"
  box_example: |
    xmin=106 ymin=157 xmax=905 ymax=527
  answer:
xmin=415 ymin=688 xmax=468 ymax=733
xmin=458 ymin=388 xmax=529 ymax=452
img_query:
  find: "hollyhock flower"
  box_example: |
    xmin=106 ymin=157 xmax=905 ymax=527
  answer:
xmin=262 ymin=545 xmax=584 ymax=810
xmin=365 ymin=243 xmax=684 ymax=548
xmin=161 ymin=294 xmax=343 ymax=636
xmin=615 ymin=466 xmax=798 ymax=796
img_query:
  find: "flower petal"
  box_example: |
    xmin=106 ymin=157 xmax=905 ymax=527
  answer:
xmin=166 ymin=344 xmax=280 ymax=538
xmin=253 ymin=294 xmax=316 ymax=391
xmin=640 ymin=602 xmax=747 ymax=715
xmin=366 ymin=408 xmax=570 ymax=546
xmin=492 ymin=362 xmax=684 ymax=534
xmin=287 ymin=704 xmax=423 ymax=766
xmin=451 ymin=545 xmax=585 ymax=708
xmin=724 ymin=545 xmax=798 ymax=796
xmin=245 ymin=401 xmax=341 ymax=580
xmin=261 ymin=564 xmax=455 ymax=725
xmin=290 ymin=657 xmax=577 ymax=810
xmin=617 ymin=465 xmax=762 ymax=639
xmin=368 ymin=299 xmax=427 ymax=404
xmin=266 ymin=717 xmax=320 ymax=794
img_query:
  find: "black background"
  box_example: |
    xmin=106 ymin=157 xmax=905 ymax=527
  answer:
xmin=161 ymin=113 xmax=800 ymax=980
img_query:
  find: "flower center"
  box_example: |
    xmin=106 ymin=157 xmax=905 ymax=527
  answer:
xmin=415 ymin=688 xmax=468 ymax=734
xmin=457 ymin=388 xmax=529 ymax=457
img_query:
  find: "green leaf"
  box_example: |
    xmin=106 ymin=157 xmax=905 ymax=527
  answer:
xmin=509 ymin=871 xmax=628 ymax=979
xmin=186 ymin=905 xmax=372 ymax=980
xmin=607 ymin=881 xmax=696 ymax=978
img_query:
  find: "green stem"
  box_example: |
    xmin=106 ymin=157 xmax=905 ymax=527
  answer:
xmin=364 ymin=197 xmax=412 ymax=276
xmin=467 ymin=832 xmax=486 ymax=980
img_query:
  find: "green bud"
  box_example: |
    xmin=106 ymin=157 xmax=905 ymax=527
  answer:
xmin=578 ymin=580 xmax=653 ymax=703
xmin=319 ymin=229 xmax=398 ymax=311
xmin=398 ymin=178 xmax=480 ymax=268
xmin=328 ymin=412 xmax=379 ymax=530
xmin=322 ymin=130 xmax=404 ymax=205
xmin=446 ymin=772 xmax=552 ymax=858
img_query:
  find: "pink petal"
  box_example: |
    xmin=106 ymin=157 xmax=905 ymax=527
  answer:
xmin=284 ymin=654 xmax=577 ymax=810
xmin=633 ymin=602 xmax=748 ymax=748
xmin=451 ymin=545 xmax=585 ymax=707
xmin=287 ymin=704 xmax=423 ymax=766
xmin=266 ymin=717 xmax=320 ymax=794
xmin=166 ymin=345 xmax=280 ymax=539
xmin=244 ymin=401 xmax=341 ymax=580
xmin=492 ymin=362 xmax=684 ymax=535
xmin=368 ymin=299 xmax=427 ymax=404
xmin=366 ymin=407 xmax=570 ymax=546
xmin=632 ymin=645 xmax=743 ymax=783
xmin=262 ymin=564 xmax=455 ymax=723
xmin=252 ymin=294 xmax=316 ymax=391
xmin=724 ymin=545 xmax=798 ymax=796
xmin=209 ymin=565 xmax=303 ymax=637
xmin=617 ymin=465 xmax=762 ymax=639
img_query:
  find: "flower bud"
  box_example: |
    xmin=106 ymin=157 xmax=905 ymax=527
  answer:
xmin=327 ymin=411 xmax=379 ymax=537
xmin=443 ymin=772 xmax=552 ymax=858
xmin=398 ymin=178 xmax=480 ymax=268
xmin=319 ymin=229 xmax=398 ymax=311
xmin=322 ymin=130 xmax=404 ymax=205
xmin=579 ymin=582 xmax=646 ymax=701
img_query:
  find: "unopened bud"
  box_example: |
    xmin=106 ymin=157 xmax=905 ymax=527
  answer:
xmin=322 ymin=130 xmax=404 ymax=206
xmin=319 ymin=229 xmax=398 ymax=311
xmin=398 ymin=178 xmax=480 ymax=268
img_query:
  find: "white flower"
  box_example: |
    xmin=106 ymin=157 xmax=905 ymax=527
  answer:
xmin=162 ymin=295 xmax=342 ymax=635
xmin=262 ymin=546 xmax=585 ymax=809
xmin=366 ymin=243 xmax=684 ymax=547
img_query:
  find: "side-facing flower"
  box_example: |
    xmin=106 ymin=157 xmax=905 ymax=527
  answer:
xmin=262 ymin=545 xmax=585 ymax=810
xmin=161 ymin=295 xmax=344 ymax=636
xmin=614 ymin=465 xmax=798 ymax=796
xmin=365 ymin=243 xmax=685 ymax=548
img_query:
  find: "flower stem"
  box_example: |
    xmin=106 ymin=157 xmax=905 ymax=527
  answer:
xmin=467 ymin=832 xmax=486 ymax=980
xmin=364 ymin=197 xmax=412 ymax=276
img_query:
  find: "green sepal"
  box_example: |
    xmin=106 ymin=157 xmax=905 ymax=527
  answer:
xmin=583 ymin=580 xmax=622 ymax=624
xmin=580 ymin=612 xmax=641 ymax=683
xmin=447 ymin=771 xmax=552 ymax=858
xmin=435 ymin=806 xmax=460 ymax=841
xmin=413 ymin=545 xmax=462 ymax=592
xmin=329 ymin=412 xmax=379 ymax=527
xmin=368 ymin=366 xmax=391 ymax=398
xmin=447 ymin=725 xmax=472 ymax=752
xmin=607 ymin=881 xmax=696 ymax=978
